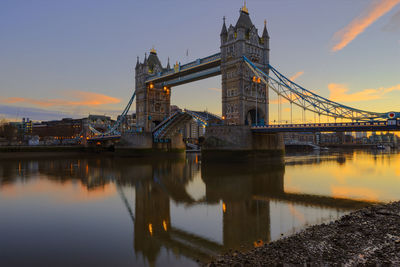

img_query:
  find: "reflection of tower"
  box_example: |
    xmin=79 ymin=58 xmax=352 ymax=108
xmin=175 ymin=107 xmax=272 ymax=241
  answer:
xmin=201 ymin=160 xmax=284 ymax=249
xmin=134 ymin=180 xmax=171 ymax=265
xmin=223 ymin=200 xmax=270 ymax=248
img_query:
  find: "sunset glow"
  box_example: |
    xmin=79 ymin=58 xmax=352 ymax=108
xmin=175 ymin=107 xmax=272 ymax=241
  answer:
xmin=332 ymin=0 xmax=400 ymax=51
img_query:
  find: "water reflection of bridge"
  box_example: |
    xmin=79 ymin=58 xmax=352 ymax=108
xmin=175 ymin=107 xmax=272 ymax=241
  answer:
xmin=0 ymin=155 xmax=380 ymax=264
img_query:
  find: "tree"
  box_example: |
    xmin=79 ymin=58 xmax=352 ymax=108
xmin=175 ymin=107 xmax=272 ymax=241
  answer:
xmin=0 ymin=121 xmax=18 ymax=142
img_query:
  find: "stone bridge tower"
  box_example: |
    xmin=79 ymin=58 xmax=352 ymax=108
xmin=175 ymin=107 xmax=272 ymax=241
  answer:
xmin=135 ymin=49 xmax=171 ymax=132
xmin=220 ymin=3 xmax=270 ymax=125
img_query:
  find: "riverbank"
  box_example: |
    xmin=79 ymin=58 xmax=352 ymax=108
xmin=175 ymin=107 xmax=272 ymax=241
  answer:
xmin=209 ymin=201 xmax=400 ymax=266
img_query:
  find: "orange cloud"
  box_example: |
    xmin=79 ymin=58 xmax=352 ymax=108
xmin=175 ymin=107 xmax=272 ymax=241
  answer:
xmin=270 ymin=98 xmax=289 ymax=105
xmin=1 ymin=91 xmax=120 ymax=107
xmin=289 ymin=71 xmax=304 ymax=82
xmin=329 ymin=83 xmax=400 ymax=102
xmin=332 ymin=0 xmax=400 ymax=51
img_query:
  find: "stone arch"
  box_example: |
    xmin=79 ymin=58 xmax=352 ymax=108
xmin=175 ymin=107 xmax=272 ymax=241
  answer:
xmin=245 ymin=107 xmax=265 ymax=126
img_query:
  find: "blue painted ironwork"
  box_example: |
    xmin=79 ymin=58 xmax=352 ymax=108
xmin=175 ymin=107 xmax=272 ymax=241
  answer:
xmin=243 ymin=56 xmax=398 ymax=122
xmin=152 ymin=111 xmax=192 ymax=140
xmin=184 ymin=109 xmax=223 ymax=127
xmin=152 ymin=109 xmax=223 ymax=139
xmin=251 ymin=119 xmax=400 ymax=133
xmin=88 ymin=90 xmax=136 ymax=136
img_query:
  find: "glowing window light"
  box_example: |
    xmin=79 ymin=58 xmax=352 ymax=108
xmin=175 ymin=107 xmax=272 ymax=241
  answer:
xmin=148 ymin=223 xmax=153 ymax=235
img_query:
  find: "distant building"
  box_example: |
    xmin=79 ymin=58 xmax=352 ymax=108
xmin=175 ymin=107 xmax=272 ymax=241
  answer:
xmin=32 ymin=118 xmax=83 ymax=141
xmin=117 ymin=113 xmax=137 ymax=133
xmin=182 ymin=119 xmax=206 ymax=143
xmin=87 ymin=115 xmax=114 ymax=133
xmin=319 ymin=132 xmax=344 ymax=144
xmin=369 ymin=132 xmax=397 ymax=147
xmin=355 ymin=132 xmax=367 ymax=139
xmin=284 ymin=132 xmax=315 ymax=144
xmin=22 ymin=118 xmax=32 ymax=133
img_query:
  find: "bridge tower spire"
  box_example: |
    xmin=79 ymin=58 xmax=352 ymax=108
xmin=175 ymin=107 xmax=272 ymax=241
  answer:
xmin=220 ymin=5 xmax=270 ymax=125
xmin=220 ymin=16 xmax=228 ymax=43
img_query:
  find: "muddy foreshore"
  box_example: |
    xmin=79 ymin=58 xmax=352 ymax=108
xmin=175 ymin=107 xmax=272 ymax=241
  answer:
xmin=208 ymin=201 xmax=400 ymax=266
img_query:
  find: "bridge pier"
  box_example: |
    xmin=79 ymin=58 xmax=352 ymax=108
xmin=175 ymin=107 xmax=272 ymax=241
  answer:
xmin=202 ymin=125 xmax=284 ymax=162
xmin=115 ymin=132 xmax=185 ymax=157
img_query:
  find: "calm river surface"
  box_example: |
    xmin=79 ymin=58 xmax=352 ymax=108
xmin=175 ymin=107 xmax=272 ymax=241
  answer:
xmin=1 ymin=150 xmax=400 ymax=266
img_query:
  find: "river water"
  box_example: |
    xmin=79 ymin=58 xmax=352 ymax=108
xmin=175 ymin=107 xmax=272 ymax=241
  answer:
xmin=1 ymin=150 xmax=400 ymax=266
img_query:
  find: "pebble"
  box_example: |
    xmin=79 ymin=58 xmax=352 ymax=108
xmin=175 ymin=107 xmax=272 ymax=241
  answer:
xmin=206 ymin=201 xmax=400 ymax=266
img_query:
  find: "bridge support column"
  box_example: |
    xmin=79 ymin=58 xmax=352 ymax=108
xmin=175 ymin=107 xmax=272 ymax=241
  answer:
xmin=152 ymin=133 xmax=185 ymax=152
xmin=202 ymin=125 xmax=284 ymax=161
xmin=115 ymin=132 xmax=185 ymax=157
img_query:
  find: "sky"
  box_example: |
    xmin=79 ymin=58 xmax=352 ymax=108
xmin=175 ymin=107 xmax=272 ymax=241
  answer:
xmin=0 ymin=0 xmax=399 ymax=122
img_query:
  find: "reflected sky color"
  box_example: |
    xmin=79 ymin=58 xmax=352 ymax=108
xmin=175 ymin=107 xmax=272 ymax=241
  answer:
xmin=285 ymin=151 xmax=400 ymax=202
xmin=0 ymin=150 xmax=400 ymax=266
xmin=0 ymin=0 xmax=399 ymax=121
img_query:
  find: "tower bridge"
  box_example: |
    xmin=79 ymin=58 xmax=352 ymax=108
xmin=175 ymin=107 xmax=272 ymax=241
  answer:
xmin=88 ymin=3 xmax=400 ymax=153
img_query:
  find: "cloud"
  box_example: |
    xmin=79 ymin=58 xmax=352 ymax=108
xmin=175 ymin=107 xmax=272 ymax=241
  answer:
xmin=0 ymin=104 xmax=76 ymax=121
xmin=331 ymin=0 xmax=400 ymax=52
xmin=208 ymin=87 xmax=221 ymax=92
xmin=289 ymin=71 xmax=304 ymax=82
xmin=1 ymin=91 xmax=120 ymax=108
xmin=328 ymin=83 xmax=400 ymax=102
xmin=270 ymin=98 xmax=289 ymax=105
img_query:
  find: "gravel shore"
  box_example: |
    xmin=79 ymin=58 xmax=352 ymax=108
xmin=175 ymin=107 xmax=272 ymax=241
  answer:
xmin=209 ymin=201 xmax=400 ymax=266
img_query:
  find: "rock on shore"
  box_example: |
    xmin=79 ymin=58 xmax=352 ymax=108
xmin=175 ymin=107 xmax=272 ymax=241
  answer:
xmin=209 ymin=201 xmax=400 ymax=266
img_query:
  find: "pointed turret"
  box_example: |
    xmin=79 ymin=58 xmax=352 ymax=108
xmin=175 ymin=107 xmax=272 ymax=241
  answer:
xmin=144 ymin=52 xmax=148 ymax=65
xmin=135 ymin=56 xmax=140 ymax=69
xmin=220 ymin=16 xmax=227 ymax=36
xmin=262 ymin=20 xmax=269 ymax=39
xmin=166 ymin=57 xmax=171 ymax=70
xmin=147 ymin=48 xmax=162 ymax=73
xmin=235 ymin=1 xmax=253 ymax=30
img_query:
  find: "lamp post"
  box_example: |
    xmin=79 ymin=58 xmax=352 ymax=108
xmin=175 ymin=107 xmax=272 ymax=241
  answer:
xmin=252 ymin=76 xmax=261 ymax=125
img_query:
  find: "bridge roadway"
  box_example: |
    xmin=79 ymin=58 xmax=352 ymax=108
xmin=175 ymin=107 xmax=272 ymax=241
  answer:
xmin=251 ymin=120 xmax=400 ymax=133
xmin=88 ymin=118 xmax=400 ymax=142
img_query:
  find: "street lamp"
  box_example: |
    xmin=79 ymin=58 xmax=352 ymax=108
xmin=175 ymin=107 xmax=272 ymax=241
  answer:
xmin=252 ymin=76 xmax=261 ymax=125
